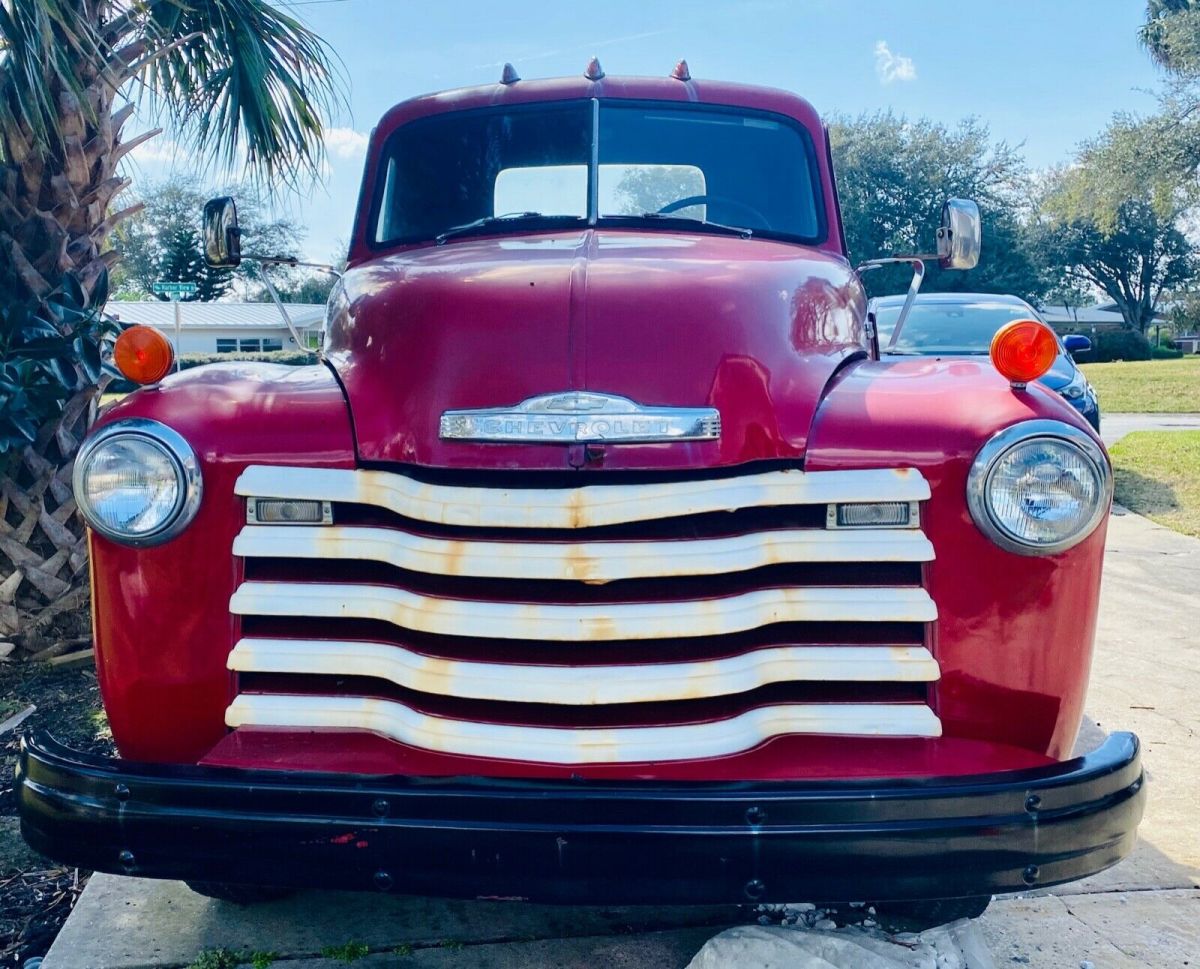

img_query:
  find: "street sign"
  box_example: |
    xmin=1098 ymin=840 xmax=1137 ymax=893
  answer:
xmin=151 ymin=282 xmax=195 ymax=374
xmin=152 ymin=281 xmax=198 ymax=297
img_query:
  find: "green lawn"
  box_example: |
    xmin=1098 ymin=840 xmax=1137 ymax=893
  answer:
xmin=1080 ymin=355 xmax=1200 ymax=413
xmin=1109 ymin=430 xmax=1200 ymax=538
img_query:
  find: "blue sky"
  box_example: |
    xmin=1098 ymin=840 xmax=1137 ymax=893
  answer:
xmin=126 ymin=0 xmax=1165 ymax=260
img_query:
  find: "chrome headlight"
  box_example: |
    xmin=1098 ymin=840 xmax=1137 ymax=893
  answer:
xmin=73 ymin=419 xmax=202 ymax=546
xmin=967 ymin=420 xmax=1111 ymax=555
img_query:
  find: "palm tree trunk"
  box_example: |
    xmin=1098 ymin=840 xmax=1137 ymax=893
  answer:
xmin=0 ymin=35 xmax=150 ymax=653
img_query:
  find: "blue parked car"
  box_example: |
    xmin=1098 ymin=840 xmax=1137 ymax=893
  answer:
xmin=868 ymin=292 xmax=1100 ymax=431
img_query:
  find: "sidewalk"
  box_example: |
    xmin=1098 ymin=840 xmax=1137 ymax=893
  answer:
xmin=1100 ymin=411 xmax=1200 ymax=446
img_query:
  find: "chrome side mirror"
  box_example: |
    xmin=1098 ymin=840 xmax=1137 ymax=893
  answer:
xmin=936 ymin=198 xmax=981 ymax=270
xmin=203 ymin=196 xmax=242 ymax=268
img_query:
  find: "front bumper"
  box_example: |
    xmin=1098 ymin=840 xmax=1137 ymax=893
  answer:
xmin=18 ymin=730 xmax=1144 ymax=904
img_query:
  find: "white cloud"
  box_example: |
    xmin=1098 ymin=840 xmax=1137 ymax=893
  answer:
xmin=126 ymin=134 xmax=181 ymax=165
xmin=325 ymin=127 xmax=369 ymax=159
xmin=874 ymin=41 xmax=916 ymax=85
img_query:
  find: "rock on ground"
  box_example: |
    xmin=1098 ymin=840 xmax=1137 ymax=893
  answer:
xmin=686 ymin=919 xmax=995 ymax=969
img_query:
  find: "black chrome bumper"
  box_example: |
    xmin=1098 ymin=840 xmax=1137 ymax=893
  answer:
xmin=17 ymin=731 xmax=1144 ymax=904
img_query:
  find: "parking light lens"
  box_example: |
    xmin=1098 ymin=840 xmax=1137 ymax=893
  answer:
xmin=990 ymin=319 xmax=1058 ymax=385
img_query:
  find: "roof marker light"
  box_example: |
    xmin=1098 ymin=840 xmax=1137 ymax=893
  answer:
xmin=584 ymin=57 xmax=605 ymax=81
xmin=113 ymin=325 xmax=175 ymax=385
xmin=500 ymin=63 xmax=520 ymax=85
xmin=990 ymin=319 xmax=1059 ymax=388
xmin=671 ymin=59 xmax=691 ymax=81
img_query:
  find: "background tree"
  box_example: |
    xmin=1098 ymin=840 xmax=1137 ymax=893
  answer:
xmin=613 ymin=165 xmax=705 ymax=216
xmin=828 ymin=113 xmax=1048 ymax=302
xmin=112 ymin=176 xmax=302 ymax=301
xmin=0 ymin=1 xmax=339 ymax=650
xmin=1035 ymin=169 xmax=1196 ymax=332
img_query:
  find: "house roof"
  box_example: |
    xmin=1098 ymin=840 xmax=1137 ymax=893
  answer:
xmin=106 ymin=301 xmax=326 ymax=329
xmin=1037 ymin=306 xmax=1129 ymax=326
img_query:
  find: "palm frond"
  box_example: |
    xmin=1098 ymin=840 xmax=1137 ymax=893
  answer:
xmin=134 ymin=0 xmax=344 ymax=187
xmin=0 ymin=0 xmax=106 ymax=160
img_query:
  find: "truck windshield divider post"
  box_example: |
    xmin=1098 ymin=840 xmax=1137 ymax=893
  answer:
xmin=588 ymin=98 xmax=599 ymax=226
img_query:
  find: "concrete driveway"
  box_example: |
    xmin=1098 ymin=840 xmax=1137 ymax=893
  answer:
xmin=1101 ymin=411 xmax=1200 ymax=447
xmin=41 ymin=509 xmax=1200 ymax=968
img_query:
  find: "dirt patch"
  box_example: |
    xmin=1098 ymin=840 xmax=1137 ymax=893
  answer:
xmin=0 ymin=659 xmax=111 ymax=964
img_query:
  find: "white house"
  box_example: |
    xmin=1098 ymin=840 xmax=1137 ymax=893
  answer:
xmin=1037 ymin=304 xmax=1130 ymax=332
xmin=1038 ymin=302 xmax=1169 ymax=334
xmin=105 ymin=301 xmax=326 ymax=356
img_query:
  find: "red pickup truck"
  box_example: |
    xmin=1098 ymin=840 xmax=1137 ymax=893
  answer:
xmin=19 ymin=63 xmax=1143 ymax=922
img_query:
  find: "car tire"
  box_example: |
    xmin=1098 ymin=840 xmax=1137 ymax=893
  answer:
xmin=872 ymin=895 xmax=991 ymax=929
xmin=185 ymin=881 xmax=295 ymax=905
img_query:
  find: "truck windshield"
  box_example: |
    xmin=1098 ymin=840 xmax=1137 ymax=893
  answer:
xmin=370 ymin=100 xmax=826 ymax=247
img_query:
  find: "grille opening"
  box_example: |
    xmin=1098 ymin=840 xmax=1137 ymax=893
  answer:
xmin=236 ymin=673 xmax=929 ymax=728
xmin=240 ymin=558 xmax=924 ymax=602
xmin=329 ymin=501 xmax=830 ymax=541
xmin=236 ymin=617 xmax=928 ymax=665
xmin=358 ymin=458 xmax=808 ymax=489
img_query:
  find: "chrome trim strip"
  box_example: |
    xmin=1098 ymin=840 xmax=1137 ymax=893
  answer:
xmin=439 ymin=391 xmax=720 ymax=443
xmin=225 ymin=694 xmax=943 ymax=764
xmin=228 ymin=639 xmax=941 ymax=705
xmin=234 ymin=466 xmax=931 ymax=530
xmin=73 ymin=418 xmax=203 ymax=548
xmin=966 ymin=420 xmax=1112 ymax=556
xmin=232 ymin=524 xmax=935 ymax=582
xmin=229 ymin=581 xmax=937 ymax=641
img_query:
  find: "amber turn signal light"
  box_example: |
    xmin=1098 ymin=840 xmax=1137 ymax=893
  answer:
xmin=989 ymin=319 xmax=1058 ymax=386
xmin=113 ymin=326 xmax=175 ymax=385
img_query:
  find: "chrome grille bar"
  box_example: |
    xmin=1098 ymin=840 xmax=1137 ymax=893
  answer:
xmin=230 ymin=581 xmax=936 ymax=641
xmin=229 ymin=639 xmax=940 ymax=705
xmin=235 ymin=465 xmax=930 ymax=529
xmin=226 ymin=694 xmax=942 ymax=764
xmin=233 ymin=524 xmax=934 ymax=582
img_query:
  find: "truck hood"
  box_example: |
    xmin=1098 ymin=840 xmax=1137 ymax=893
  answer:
xmin=326 ymin=229 xmax=866 ymax=471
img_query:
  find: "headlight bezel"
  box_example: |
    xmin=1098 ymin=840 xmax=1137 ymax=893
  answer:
xmin=73 ymin=418 xmax=203 ymax=546
xmin=966 ymin=419 xmax=1111 ymax=556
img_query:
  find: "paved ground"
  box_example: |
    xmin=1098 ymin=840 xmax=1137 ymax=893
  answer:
xmin=41 ymin=509 xmax=1200 ymax=968
xmin=1100 ymin=411 xmax=1200 ymax=446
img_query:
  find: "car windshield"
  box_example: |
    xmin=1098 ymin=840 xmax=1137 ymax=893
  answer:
xmin=874 ymin=301 xmax=1051 ymax=354
xmin=371 ymin=100 xmax=825 ymax=246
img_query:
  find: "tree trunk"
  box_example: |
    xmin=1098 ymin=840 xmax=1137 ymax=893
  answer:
xmin=0 ymin=42 xmax=149 ymax=653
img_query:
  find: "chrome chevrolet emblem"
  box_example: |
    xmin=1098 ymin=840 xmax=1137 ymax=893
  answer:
xmin=440 ymin=392 xmax=721 ymax=444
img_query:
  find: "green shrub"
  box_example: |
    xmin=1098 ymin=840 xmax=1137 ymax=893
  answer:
xmin=1 ymin=269 xmax=118 ymax=461
xmin=1092 ymin=329 xmax=1152 ymax=362
xmin=1152 ymin=344 xmax=1185 ymax=359
xmin=177 ymin=350 xmax=316 ymax=368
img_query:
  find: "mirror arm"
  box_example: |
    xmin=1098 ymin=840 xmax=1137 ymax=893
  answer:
xmin=243 ymin=253 xmax=343 ymax=279
xmin=856 ymin=256 xmax=930 ymax=353
xmin=256 ymin=267 xmax=310 ymax=357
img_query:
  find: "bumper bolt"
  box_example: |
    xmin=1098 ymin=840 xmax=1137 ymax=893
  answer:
xmin=373 ymin=869 xmax=394 ymax=891
xmin=743 ymin=878 xmax=767 ymax=901
xmin=1022 ymin=865 xmax=1040 ymax=885
xmin=118 ymin=849 xmax=135 ymax=871
xmin=745 ymin=806 xmax=768 ymax=826
xmin=114 ymin=784 xmax=130 ymax=801
xmin=1024 ymin=794 xmax=1041 ymax=813
xmin=372 ymin=798 xmax=390 ymax=818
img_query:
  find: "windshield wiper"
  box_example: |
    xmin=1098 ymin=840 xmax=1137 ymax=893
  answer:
xmin=435 ymin=212 xmax=583 ymax=246
xmin=602 ymin=212 xmax=753 ymax=239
